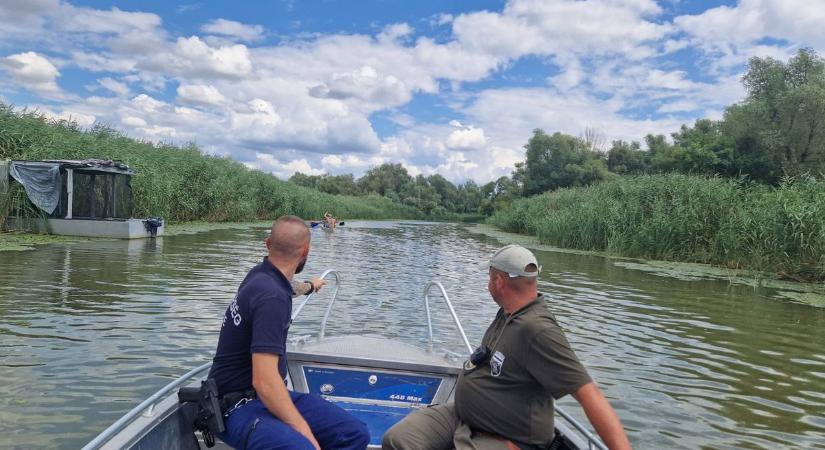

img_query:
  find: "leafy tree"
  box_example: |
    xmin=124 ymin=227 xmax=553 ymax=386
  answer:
xmin=317 ymin=174 xmax=359 ymax=196
xmin=607 ymin=140 xmax=648 ymax=174
xmin=426 ymin=174 xmax=458 ymax=211
xmin=357 ymin=163 xmax=412 ymax=197
xmin=721 ymin=48 xmax=825 ymax=183
xmin=645 ymin=120 xmax=724 ymax=175
xmin=479 ymin=176 xmax=520 ymax=215
xmin=515 ymin=129 xmax=612 ymax=196
xmin=400 ymin=175 xmax=442 ymax=215
xmin=455 ymin=180 xmax=483 ymax=214
xmin=289 ymin=172 xmax=320 ymax=190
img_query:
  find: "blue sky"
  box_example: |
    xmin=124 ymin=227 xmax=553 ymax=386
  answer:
xmin=1 ymin=0 xmax=823 ymax=182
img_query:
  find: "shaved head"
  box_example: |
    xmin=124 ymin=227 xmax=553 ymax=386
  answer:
xmin=267 ymin=215 xmax=310 ymax=260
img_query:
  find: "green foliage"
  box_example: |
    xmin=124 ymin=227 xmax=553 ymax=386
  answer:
xmin=514 ymin=129 xmax=613 ymax=196
xmin=0 ymin=105 xmax=419 ymax=223
xmin=489 ymin=174 xmax=825 ymax=281
xmin=721 ymin=48 xmax=825 ymax=183
xmin=357 ymin=163 xmax=413 ymax=197
xmin=289 ymin=172 xmax=360 ymax=196
xmin=607 ymin=140 xmax=648 ymax=174
xmin=478 ymin=176 xmax=520 ymax=216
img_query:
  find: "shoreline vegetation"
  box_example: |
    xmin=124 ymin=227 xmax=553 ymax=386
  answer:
xmin=469 ymin=224 xmax=825 ymax=307
xmin=486 ymin=174 xmax=825 ymax=283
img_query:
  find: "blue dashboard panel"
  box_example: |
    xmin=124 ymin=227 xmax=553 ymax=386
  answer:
xmin=332 ymin=401 xmax=414 ymax=446
xmin=303 ymin=365 xmax=443 ymax=404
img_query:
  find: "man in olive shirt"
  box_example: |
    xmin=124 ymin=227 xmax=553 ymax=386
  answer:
xmin=383 ymin=245 xmax=631 ymax=450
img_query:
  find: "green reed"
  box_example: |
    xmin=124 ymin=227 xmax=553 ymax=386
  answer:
xmin=0 ymin=104 xmax=419 ymax=224
xmin=489 ymin=173 xmax=825 ymax=281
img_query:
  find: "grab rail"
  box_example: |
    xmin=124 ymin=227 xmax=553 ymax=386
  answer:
xmin=81 ymin=362 xmax=213 ymax=450
xmin=291 ymin=269 xmax=340 ymax=340
xmin=556 ymin=405 xmax=609 ymax=450
xmin=423 ymin=281 xmax=473 ymax=355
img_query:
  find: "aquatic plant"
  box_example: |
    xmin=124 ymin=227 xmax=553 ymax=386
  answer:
xmin=489 ymin=173 xmax=825 ymax=282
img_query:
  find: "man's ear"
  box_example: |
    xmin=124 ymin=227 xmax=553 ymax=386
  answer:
xmin=264 ymin=236 xmax=271 ymax=251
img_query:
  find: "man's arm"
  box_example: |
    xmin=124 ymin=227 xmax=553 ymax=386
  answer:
xmin=252 ymin=353 xmax=321 ymax=450
xmin=571 ymin=382 xmax=632 ymax=450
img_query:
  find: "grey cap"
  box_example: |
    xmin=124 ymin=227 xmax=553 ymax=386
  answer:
xmin=484 ymin=244 xmax=542 ymax=278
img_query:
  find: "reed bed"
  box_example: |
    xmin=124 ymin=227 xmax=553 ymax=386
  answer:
xmin=489 ymin=173 xmax=825 ymax=281
xmin=0 ymin=105 xmax=418 ymax=223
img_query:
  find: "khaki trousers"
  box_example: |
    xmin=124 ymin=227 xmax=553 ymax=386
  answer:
xmin=381 ymin=404 xmax=519 ymax=450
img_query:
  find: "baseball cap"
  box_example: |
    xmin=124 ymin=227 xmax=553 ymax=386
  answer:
xmin=482 ymin=244 xmax=542 ymax=278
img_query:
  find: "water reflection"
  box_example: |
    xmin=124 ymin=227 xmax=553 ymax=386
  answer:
xmin=1 ymin=221 xmax=823 ymax=449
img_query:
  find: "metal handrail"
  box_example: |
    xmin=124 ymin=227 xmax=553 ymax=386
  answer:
xmin=423 ymin=281 xmax=473 ymax=355
xmin=81 ymin=362 xmax=212 ymax=450
xmin=291 ymin=269 xmax=340 ymax=340
xmin=556 ymin=405 xmax=609 ymax=450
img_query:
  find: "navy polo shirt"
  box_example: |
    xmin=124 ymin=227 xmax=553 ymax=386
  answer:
xmin=209 ymin=256 xmax=293 ymax=395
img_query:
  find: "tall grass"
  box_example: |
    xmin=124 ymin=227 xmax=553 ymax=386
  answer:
xmin=0 ymin=105 xmax=419 ymax=223
xmin=489 ymin=173 xmax=825 ymax=281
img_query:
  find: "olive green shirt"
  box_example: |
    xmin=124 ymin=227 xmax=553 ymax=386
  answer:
xmin=454 ymin=295 xmax=591 ymax=445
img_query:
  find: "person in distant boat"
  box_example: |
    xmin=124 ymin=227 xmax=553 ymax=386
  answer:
xmin=324 ymin=211 xmax=337 ymax=229
xmin=383 ymin=245 xmax=632 ymax=450
xmin=208 ymin=215 xmax=369 ymax=450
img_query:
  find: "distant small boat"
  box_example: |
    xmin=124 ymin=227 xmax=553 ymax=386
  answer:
xmin=310 ymin=220 xmax=344 ymax=230
xmin=82 ymin=272 xmax=606 ymax=449
xmin=1 ymin=159 xmax=163 ymax=239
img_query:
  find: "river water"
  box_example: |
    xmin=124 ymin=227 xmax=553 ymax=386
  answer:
xmin=1 ymin=221 xmax=824 ymax=449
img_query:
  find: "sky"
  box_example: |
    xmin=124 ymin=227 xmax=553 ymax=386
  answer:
xmin=1 ymin=1 xmax=824 ymax=184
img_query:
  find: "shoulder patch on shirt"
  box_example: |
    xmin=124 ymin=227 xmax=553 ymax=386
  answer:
xmin=490 ymin=351 xmax=505 ymax=377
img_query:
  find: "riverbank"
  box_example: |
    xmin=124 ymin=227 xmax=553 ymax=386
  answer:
xmin=0 ymin=221 xmax=275 ymax=252
xmin=488 ymin=174 xmax=825 ymax=283
xmin=469 ymin=223 xmax=825 ymax=307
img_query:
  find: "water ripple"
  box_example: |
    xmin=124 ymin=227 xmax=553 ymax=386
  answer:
xmin=1 ymin=222 xmax=824 ymax=449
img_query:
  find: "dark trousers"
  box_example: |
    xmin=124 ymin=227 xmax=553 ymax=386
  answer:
xmin=219 ymin=392 xmax=369 ymax=450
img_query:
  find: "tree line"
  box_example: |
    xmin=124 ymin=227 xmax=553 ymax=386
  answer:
xmin=293 ymin=48 xmax=825 ymax=216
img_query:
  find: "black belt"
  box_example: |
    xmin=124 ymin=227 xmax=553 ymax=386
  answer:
xmin=219 ymin=388 xmax=257 ymax=414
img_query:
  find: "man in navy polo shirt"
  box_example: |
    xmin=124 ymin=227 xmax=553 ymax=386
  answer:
xmin=209 ymin=215 xmax=369 ymax=450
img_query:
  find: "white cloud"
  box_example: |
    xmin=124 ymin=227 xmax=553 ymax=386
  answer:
xmin=140 ymin=36 xmax=252 ymax=78
xmin=122 ymin=116 xmax=147 ymax=127
xmin=377 ymin=23 xmax=413 ymax=43
xmin=452 ymin=0 xmax=670 ymax=61
xmin=177 ymin=84 xmax=226 ymax=106
xmin=446 ymin=126 xmax=487 ymax=150
xmin=464 ymin=86 xmax=685 ymax=154
xmin=61 ymin=6 xmax=161 ymax=34
xmin=0 ymin=51 xmax=62 ymax=96
xmin=675 ymin=0 xmax=825 ymax=69
xmin=254 ymin=153 xmax=325 ymax=179
xmin=309 ymin=65 xmax=410 ymax=107
xmin=657 ymin=100 xmax=700 ymax=113
xmin=97 ymin=77 xmax=130 ymax=96
xmin=201 ymin=19 xmax=264 ymax=42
